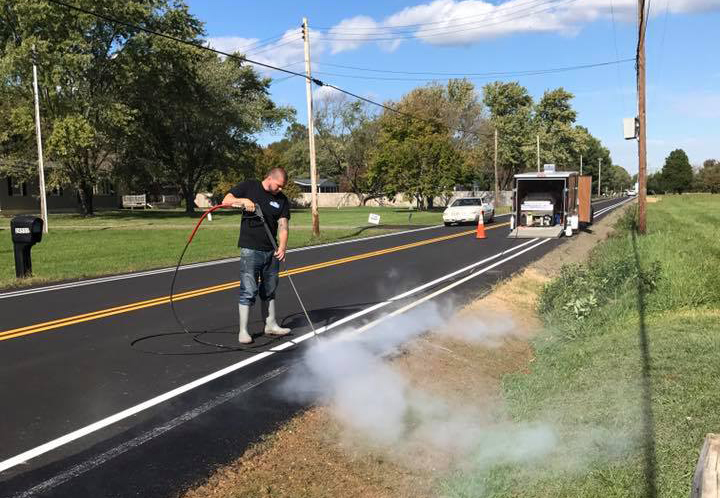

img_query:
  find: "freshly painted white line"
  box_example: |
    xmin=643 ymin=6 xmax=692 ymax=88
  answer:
xmin=0 ymin=199 xmax=631 ymax=475
xmin=344 ymin=239 xmax=552 ymax=339
xmin=8 ymin=238 xmax=549 ymax=495
xmin=0 ymin=236 xmax=537 ymax=474
xmin=12 ymin=366 xmax=289 ymax=498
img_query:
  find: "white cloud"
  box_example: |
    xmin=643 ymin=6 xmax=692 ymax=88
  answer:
xmin=207 ymin=29 xmax=309 ymax=76
xmin=317 ymin=0 xmax=720 ymax=53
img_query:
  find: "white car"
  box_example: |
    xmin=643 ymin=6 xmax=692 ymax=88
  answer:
xmin=443 ymin=197 xmax=494 ymax=226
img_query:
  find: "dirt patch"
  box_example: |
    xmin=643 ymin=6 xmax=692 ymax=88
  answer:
xmin=181 ymin=201 xmax=633 ymax=498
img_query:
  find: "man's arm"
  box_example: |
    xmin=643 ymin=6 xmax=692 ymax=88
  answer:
xmin=275 ymin=217 xmax=289 ymax=261
xmin=222 ymin=192 xmax=255 ymax=211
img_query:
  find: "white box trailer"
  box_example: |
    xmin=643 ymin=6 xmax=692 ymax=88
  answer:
xmin=508 ymin=171 xmax=593 ymax=238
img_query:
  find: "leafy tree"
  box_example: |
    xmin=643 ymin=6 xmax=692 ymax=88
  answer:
xmin=482 ymin=82 xmax=534 ymax=188
xmin=574 ymin=126 xmax=612 ymax=193
xmin=661 ymin=149 xmax=693 ymax=193
xmin=313 ymin=94 xmax=386 ymax=204
xmin=697 ymin=159 xmax=720 ymax=193
xmin=0 ymin=0 xmax=189 ymax=215
xmin=120 ymin=34 xmax=292 ymax=213
xmin=534 ymin=88 xmax=581 ymax=168
xmin=369 ymin=84 xmax=464 ymax=209
xmin=647 ymin=171 xmax=666 ymax=194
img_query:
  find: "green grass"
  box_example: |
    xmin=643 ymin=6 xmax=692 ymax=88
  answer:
xmin=0 ymin=225 xmax=398 ymax=290
xmin=439 ymin=194 xmax=720 ymax=497
xmin=0 ymin=206 xmax=445 ymax=230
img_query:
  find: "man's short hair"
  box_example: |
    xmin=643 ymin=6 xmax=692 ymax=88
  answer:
xmin=266 ymin=167 xmax=288 ymax=183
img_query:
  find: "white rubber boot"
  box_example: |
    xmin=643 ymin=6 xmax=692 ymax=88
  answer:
xmin=263 ymin=299 xmax=291 ymax=336
xmin=238 ymin=304 xmax=253 ymax=344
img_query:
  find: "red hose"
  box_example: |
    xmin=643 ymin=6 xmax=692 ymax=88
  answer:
xmin=187 ymin=203 xmax=235 ymax=243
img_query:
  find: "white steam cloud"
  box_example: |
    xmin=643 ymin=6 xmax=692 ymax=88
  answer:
xmin=279 ymin=302 xmax=557 ymax=468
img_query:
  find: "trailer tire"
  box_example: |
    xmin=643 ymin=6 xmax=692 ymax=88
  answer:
xmin=588 ymin=206 xmax=595 ymax=225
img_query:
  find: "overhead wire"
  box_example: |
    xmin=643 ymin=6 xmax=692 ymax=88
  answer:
xmin=311 ymin=59 xmax=635 ymax=81
xmin=316 ymin=0 xmax=577 ymax=41
xmin=45 ymin=0 xmax=630 ymax=148
xmin=224 ymin=31 xmax=295 ymax=54
xmin=315 ymin=0 xmax=568 ymax=34
xmin=244 ymin=33 xmax=303 ymax=57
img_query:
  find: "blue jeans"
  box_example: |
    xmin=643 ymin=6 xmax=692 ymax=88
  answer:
xmin=237 ymin=248 xmax=279 ymax=306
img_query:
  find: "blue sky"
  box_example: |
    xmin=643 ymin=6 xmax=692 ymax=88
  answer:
xmin=186 ymin=0 xmax=720 ymax=175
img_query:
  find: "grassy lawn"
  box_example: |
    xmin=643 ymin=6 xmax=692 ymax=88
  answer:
xmin=441 ymin=194 xmax=720 ymax=497
xmin=0 ymin=204 xmax=516 ymax=290
xmin=2 ymin=206 xmax=445 ymax=230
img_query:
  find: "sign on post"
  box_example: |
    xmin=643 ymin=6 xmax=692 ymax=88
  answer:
xmin=368 ymin=213 xmax=381 ymax=225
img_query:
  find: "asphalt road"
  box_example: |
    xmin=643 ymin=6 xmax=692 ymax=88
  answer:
xmin=0 ymin=196 xmax=632 ymax=497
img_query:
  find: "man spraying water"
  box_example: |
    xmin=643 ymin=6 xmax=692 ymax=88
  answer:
xmin=223 ymin=167 xmax=291 ymax=344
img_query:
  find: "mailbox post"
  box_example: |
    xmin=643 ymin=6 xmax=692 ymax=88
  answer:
xmin=10 ymin=215 xmax=44 ymax=278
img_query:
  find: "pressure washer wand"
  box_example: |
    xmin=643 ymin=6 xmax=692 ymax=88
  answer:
xmin=252 ymin=206 xmax=319 ymax=341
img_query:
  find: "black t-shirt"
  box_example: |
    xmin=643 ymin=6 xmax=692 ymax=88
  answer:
xmin=229 ymin=180 xmax=290 ymax=251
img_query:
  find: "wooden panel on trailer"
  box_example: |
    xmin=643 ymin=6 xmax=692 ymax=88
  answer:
xmin=578 ymin=175 xmax=592 ymax=223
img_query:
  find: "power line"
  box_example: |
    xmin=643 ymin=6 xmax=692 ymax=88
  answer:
xmin=42 ymin=0 xmax=606 ymax=145
xmin=244 ymin=33 xmax=303 ymax=57
xmin=225 ymin=31 xmax=295 ymax=54
xmin=41 ymin=0 xmax=488 ymax=139
xmin=317 ymin=0 xmax=576 ymax=41
xmin=312 ymin=58 xmax=635 ymax=79
xmin=315 ymin=0 xmax=565 ymax=32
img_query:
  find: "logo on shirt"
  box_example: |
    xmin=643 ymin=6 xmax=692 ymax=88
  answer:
xmin=269 ymin=201 xmax=280 ymax=209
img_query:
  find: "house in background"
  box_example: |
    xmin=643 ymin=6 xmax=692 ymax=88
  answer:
xmin=293 ymin=178 xmax=339 ymax=193
xmin=0 ymin=174 xmax=121 ymax=214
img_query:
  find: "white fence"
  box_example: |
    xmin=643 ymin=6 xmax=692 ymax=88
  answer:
xmin=122 ymin=194 xmax=148 ymax=209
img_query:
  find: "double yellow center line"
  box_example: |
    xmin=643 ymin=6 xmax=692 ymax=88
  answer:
xmin=0 ymin=223 xmax=508 ymax=342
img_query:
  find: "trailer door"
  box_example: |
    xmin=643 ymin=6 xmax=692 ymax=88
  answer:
xmin=578 ymin=175 xmax=592 ymax=223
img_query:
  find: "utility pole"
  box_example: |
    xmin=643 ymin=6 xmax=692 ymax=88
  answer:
xmin=494 ymin=128 xmax=499 ymax=207
xmin=580 ymin=154 xmax=583 ymax=175
xmin=302 ymin=18 xmax=320 ymax=237
xmin=637 ymin=0 xmax=648 ymax=234
xmin=31 ymin=45 xmax=48 ymax=233
xmin=598 ymin=158 xmax=602 ymax=197
xmin=536 ymin=134 xmax=540 ymax=172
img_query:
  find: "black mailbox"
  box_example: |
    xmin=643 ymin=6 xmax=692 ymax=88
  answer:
xmin=10 ymin=215 xmax=44 ymax=277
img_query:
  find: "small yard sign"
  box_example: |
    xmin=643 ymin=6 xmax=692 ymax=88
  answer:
xmin=368 ymin=213 xmax=381 ymax=225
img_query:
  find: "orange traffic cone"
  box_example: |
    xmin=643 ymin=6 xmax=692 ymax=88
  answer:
xmin=476 ymin=213 xmax=486 ymax=239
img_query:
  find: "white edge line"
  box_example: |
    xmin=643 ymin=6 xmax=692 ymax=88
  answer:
xmin=0 ymin=236 xmax=537 ymax=474
xmin=0 ymin=198 xmax=630 ymax=472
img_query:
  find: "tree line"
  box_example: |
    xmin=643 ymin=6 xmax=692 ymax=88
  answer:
xmin=646 ymin=149 xmax=720 ymax=194
xmin=1 ymin=0 xmax=635 ymax=215
xmin=269 ymin=81 xmax=634 ymax=209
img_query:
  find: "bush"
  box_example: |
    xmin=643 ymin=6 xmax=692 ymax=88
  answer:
xmin=538 ymin=250 xmax=661 ymax=339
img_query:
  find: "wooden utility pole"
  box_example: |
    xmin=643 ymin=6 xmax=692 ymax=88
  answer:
xmin=302 ymin=18 xmax=320 ymax=236
xmin=637 ymin=0 xmax=648 ymax=234
xmin=31 ymin=45 xmax=48 ymax=233
xmin=536 ymin=134 xmax=540 ymax=172
xmin=580 ymin=154 xmax=583 ymax=175
xmin=494 ymin=128 xmax=499 ymax=206
xmin=598 ymin=158 xmax=602 ymax=196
